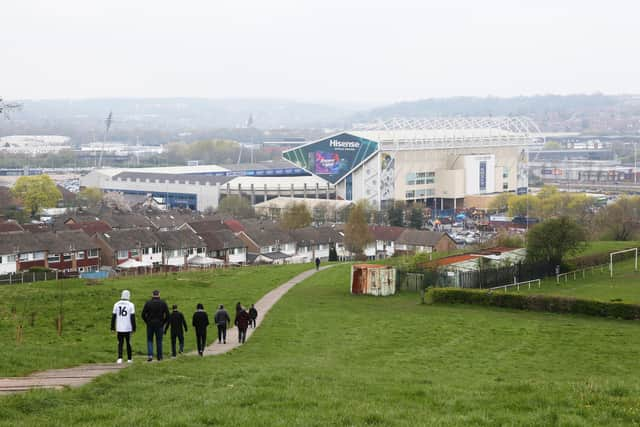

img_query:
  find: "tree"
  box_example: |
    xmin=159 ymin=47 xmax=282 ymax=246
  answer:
xmin=488 ymin=193 xmax=513 ymax=213
xmin=508 ymin=194 xmax=541 ymax=218
xmin=102 ymin=191 xmax=132 ymax=212
xmin=77 ymin=187 xmax=102 ymax=208
xmin=11 ymin=175 xmax=62 ymax=217
xmin=280 ymin=202 xmax=312 ymax=230
xmin=344 ymin=199 xmax=373 ymax=259
xmin=217 ymin=195 xmax=254 ymax=218
xmin=594 ymin=196 xmax=640 ymax=240
xmin=409 ymin=206 xmax=424 ymax=229
xmin=387 ymin=200 xmax=404 ymax=226
xmin=526 ymin=217 xmax=587 ymax=271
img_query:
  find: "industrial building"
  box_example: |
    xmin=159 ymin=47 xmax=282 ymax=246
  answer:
xmin=283 ymin=117 xmax=542 ymax=210
xmin=80 ymin=160 xmax=333 ymax=211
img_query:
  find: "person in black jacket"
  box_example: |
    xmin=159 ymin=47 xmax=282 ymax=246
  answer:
xmin=248 ymin=304 xmax=258 ymax=329
xmin=165 ymin=304 xmax=188 ymax=357
xmin=141 ymin=290 xmax=170 ymax=362
xmin=214 ymin=304 xmax=231 ymax=344
xmin=315 ymin=257 xmax=321 ymax=271
xmin=192 ymin=303 xmax=209 ymax=356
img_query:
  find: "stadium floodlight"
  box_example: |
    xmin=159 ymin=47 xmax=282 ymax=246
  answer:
xmin=609 ymin=248 xmax=638 ymax=279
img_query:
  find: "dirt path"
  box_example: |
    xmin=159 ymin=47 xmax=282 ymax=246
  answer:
xmin=0 ymin=266 xmax=329 ymax=395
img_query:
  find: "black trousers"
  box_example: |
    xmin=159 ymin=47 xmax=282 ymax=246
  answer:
xmin=196 ymin=329 xmax=206 ymax=353
xmin=250 ymin=318 xmax=256 ymax=328
xmin=117 ymin=332 xmax=132 ymax=360
xmin=238 ymin=327 xmax=247 ymax=343
xmin=170 ymin=332 xmax=184 ymax=357
xmin=217 ymin=324 xmax=227 ymax=342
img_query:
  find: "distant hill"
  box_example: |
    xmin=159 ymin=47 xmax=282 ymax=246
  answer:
xmin=352 ymin=94 xmax=640 ymax=133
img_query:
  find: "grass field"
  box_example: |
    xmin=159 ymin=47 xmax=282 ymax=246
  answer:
xmin=512 ymin=258 xmax=640 ymax=305
xmin=0 ymin=264 xmax=311 ymax=377
xmin=574 ymin=240 xmax=640 ymax=258
xmin=2 ymin=264 xmax=640 ymax=425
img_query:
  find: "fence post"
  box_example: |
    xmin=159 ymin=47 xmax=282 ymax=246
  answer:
xmin=22 ymin=273 xmax=24 ymax=284
xmin=9 ymin=274 xmax=11 ymax=285
xmin=33 ymin=272 xmax=35 ymax=282
xmin=44 ymin=272 xmax=47 ymax=281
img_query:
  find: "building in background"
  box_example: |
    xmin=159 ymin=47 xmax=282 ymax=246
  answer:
xmin=283 ymin=117 xmax=542 ymax=211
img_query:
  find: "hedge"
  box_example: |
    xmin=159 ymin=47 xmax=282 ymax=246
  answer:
xmin=430 ymin=288 xmax=640 ymax=320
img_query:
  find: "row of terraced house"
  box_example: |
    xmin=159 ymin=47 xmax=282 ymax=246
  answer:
xmin=0 ymin=210 xmax=456 ymax=275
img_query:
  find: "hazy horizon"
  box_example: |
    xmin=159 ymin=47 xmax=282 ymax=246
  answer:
xmin=2 ymin=1 xmax=639 ymax=103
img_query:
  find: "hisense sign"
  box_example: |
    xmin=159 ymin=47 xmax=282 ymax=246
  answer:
xmin=329 ymin=139 xmax=360 ymax=149
xmin=282 ymin=132 xmax=379 ymax=184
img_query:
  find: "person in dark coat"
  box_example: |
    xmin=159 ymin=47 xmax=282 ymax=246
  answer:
xmin=141 ymin=290 xmax=170 ymax=362
xmin=192 ymin=303 xmax=209 ymax=356
xmin=315 ymin=257 xmax=321 ymax=271
xmin=214 ymin=304 xmax=231 ymax=344
xmin=235 ymin=306 xmax=251 ymax=344
xmin=164 ymin=304 xmax=188 ymax=357
xmin=248 ymin=304 xmax=258 ymax=328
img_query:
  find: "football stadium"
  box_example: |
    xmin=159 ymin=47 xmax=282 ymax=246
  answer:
xmin=283 ymin=116 xmax=543 ymax=210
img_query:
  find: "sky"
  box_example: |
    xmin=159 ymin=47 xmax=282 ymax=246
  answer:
xmin=1 ymin=0 xmax=638 ymax=104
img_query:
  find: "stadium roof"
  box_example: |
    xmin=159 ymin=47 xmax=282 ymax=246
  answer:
xmin=351 ymin=116 xmax=543 ymax=150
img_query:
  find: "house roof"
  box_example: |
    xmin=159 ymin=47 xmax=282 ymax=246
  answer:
xmin=223 ymin=219 xmax=244 ymax=233
xmin=99 ymin=228 xmax=159 ymax=251
xmin=47 ymin=230 xmax=99 ymax=252
xmin=146 ymin=212 xmax=217 ymax=230
xmin=0 ymin=231 xmax=42 ymax=254
xmin=65 ymin=220 xmax=112 ymax=236
xmin=241 ymin=221 xmax=294 ymax=247
xmin=21 ymin=223 xmax=50 ymax=233
xmin=185 ymin=219 xmax=230 ymax=234
xmin=396 ymin=229 xmax=452 ymax=247
xmin=0 ymin=230 xmax=98 ymax=254
xmin=369 ymin=226 xmax=406 ymax=242
xmin=289 ymin=226 xmax=343 ymax=245
xmin=155 ymin=229 xmax=205 ymax=250
xmin=0 ymin=221 xmax=23 ymax=233
xmin=198 ymin=230 xmax=246 ymax=251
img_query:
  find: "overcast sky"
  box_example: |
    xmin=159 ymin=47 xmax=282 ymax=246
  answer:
xmin=1 ymin=1 xmax=637 ymax=103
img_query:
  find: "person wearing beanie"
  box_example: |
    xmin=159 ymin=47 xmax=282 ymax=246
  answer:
xmin=141 ymin=290 xmax=170 ymax=362
xmin=111 ymin=289 xmax=136 ymax=364
xmin=192 ymin=303 xmax=209 ymax=356
xmin=164 ymin=304 xmax=188 ymax=357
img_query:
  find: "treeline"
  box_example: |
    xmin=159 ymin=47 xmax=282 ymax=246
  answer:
xmin=491 ymin=186 xmax=640 ymax=241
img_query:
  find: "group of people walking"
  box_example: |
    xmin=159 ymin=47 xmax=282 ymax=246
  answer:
xmin=111 ymin=289 xmax=259 ymax=363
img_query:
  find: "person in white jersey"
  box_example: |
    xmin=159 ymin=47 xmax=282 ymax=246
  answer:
xmin=111 ymin=290 xmax=136 ymax=364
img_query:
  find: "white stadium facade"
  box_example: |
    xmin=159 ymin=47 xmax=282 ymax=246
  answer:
xmin=283 ymin=116 xmax=543 ymax=211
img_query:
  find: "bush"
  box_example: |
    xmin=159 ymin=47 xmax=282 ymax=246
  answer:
xmin=431 ymin=288 xmax=640 ymax=320
xmin=28 ymin=267 xmax=53 ymax=273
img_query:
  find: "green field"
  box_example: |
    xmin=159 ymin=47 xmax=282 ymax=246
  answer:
xmin=0 ymin=264 xmax=310 ymax=377
xmin=514 ymin=258 xmax=640 ymax=304
xmin=2 ymin=264 xmax=640 ymax=425
xmin=574 ymin=240 xmax=640 ymax=258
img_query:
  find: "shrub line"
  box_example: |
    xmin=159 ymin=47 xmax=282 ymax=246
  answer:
xmin=431 ymin=288 xmax=640 ymax=320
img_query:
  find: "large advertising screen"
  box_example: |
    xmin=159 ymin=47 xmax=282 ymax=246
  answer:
xmin=282 ymin=133 xmax=379 ymax=184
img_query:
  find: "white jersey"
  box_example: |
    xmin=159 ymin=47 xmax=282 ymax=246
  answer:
xmin=112 ymin=300 xmax=135 ymax=332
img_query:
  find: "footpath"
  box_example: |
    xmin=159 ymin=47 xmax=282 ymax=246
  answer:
xmin=0 ymin=266 xmax=329 ymax=395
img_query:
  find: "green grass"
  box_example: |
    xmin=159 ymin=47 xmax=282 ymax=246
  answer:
xmin=574 ymin=240 xmax=640 ymax=258
xmin=0 ymin=264 xmax=311 ymax=377
xmin=2 ymin=264 xmax=640 ymax=425
xmin=514 ymin=258 xmax=640 ymax=304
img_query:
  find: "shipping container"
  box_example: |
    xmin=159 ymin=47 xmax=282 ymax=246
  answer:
xmin=350 ymin=264 xmax=396 ymax=296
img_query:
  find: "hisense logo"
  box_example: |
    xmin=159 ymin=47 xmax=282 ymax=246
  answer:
xmin=329 ymin=139 xmax=360 ymax=149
